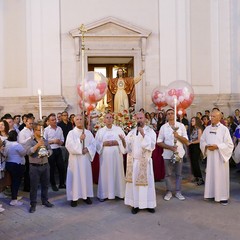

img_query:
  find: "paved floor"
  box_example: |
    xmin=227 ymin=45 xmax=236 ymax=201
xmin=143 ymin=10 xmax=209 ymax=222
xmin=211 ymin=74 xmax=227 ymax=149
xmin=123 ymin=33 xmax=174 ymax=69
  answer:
xmin=0 ymin=163 xmax=240 ymax=240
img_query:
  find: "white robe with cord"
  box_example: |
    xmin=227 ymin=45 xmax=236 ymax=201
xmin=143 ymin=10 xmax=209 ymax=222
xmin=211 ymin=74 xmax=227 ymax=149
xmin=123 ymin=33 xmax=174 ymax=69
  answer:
xmin=200 ymin=123 xmax=234 ymax=202
xmin=66 ymin=127 xmax=96 ymax=201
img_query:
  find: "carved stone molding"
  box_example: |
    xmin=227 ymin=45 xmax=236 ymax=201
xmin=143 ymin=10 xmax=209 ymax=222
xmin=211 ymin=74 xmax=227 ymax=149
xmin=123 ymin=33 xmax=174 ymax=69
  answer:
xmin=69 ymin=16 xmax=152 ymax=110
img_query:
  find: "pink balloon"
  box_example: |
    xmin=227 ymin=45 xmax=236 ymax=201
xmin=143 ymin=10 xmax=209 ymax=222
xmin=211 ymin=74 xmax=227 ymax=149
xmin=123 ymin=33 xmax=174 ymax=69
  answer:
xmin=151 ymin=86 xmax=168 ymax=110
xmin=97 ymin=82 xmax=107 ymax=94
xmin=79 ymin=100 xmax=96 ymax=113
xmin=168 ymin=89 xmax=177 ymax=96
xmin=176 ymin=89 xmax=183 ymax=97
xmin=166 ymin=80 xmax=194 ymax=109
xmin=77 ymin=72 xmax=107 ymax=105
xmin=77 ymin=84 xmax=83 ymax=99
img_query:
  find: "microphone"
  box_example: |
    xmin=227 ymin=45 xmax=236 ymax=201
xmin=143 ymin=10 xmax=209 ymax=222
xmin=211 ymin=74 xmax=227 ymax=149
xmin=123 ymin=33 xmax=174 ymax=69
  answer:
xmin=136 ymin=122 xmax=140 ymax=135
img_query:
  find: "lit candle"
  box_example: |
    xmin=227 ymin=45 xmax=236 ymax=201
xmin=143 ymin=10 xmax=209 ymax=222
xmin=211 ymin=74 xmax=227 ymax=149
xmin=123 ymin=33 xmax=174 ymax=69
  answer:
xmin=174 ymin=97 xmax=177 ymax=127
xmin=38 ymin=89 xmax=42 ymax=120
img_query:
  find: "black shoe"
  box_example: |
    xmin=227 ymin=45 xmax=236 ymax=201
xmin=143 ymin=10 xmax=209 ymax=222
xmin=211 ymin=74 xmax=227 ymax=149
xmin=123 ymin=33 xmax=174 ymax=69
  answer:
xmin=98 ymin=198 xmax=106 ymax=202
xmin=115 ymin=196 xmax=124 ymax=200
xmin=42 ymin=201 xmax=54 ymax=208
xmin=59 ymin=184 xmax=66 ymax=189
xmin=83 ymin=197 xmax=92 ymax=205
xmin=147 ymin=208 xmax=155 ymax=213
xmin=71 ymin=200 xmax=78 ymax=207
xmin=29 ymin=205 xmax=36 ymax=213
xmin=191 ymin=177 xmax=198 ymax=183
xmin=51 ymin=185 xmax=59 ymax=191
xmin=220 ymin=200 xmax=228 ymax=206
xmin=131 ymin=207 xmax=139 ymax=214
xmin=204 ymin=198 xmax=214 ymax=201
xmin=196 ymin=179 xmax=205 ymax=186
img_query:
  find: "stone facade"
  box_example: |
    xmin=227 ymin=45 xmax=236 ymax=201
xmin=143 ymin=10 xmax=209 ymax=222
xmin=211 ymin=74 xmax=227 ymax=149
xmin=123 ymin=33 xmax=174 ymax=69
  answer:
xmin=0 ymin=0 xmax=239 ymax=118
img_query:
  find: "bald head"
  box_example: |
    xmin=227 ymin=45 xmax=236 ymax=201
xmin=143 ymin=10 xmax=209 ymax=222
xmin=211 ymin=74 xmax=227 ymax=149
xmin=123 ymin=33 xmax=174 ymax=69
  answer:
xmin=211 ymin=109 xmax=222 ymax=125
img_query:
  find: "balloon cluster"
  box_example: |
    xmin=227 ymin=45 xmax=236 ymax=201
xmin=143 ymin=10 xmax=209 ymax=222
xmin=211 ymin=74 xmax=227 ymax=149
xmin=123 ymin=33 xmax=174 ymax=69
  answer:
xmin=152 ymin=80 xmax=194 ymax=113
xmin=151 ymin=87 xmax=168 ymax=110
xmin=77 ymin=71 xmax=107 ymax=113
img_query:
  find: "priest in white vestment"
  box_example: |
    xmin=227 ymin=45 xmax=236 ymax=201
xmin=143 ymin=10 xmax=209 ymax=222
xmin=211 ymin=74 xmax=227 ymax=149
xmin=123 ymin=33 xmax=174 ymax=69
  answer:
xmin=66 ymin=114 xmax=96 ymax=207
xmin=95 ymin=113 xmax=126 ymax=201
xmin=124 ymin=112 xmax=157 ymax=214
xmin=200 ymin=109 xmax=234 ymax=205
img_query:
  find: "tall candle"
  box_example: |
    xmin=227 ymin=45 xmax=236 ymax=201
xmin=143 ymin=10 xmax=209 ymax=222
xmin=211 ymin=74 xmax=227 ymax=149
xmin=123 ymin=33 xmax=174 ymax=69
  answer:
xmin=174 ymin=97 xmax=177 ymax=127
xmin=38 ymin=89 xmax=42 ymax=120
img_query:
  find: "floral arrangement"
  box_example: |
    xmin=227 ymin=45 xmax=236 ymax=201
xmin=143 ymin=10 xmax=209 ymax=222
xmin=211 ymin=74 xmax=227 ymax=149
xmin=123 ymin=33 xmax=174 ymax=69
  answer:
xmin=93 ymin=107 xmax=137 ymax=134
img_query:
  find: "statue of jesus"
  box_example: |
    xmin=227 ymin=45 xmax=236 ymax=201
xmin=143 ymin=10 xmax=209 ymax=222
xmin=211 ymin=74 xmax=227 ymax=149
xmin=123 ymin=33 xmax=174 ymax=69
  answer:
xmin=107 ymin=68 xmax=144 ymax=113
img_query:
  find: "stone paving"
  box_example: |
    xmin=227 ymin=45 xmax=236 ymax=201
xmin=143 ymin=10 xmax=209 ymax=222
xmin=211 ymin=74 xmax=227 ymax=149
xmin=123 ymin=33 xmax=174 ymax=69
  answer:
xmin=0 ymin=163 xmax=240 ymax=240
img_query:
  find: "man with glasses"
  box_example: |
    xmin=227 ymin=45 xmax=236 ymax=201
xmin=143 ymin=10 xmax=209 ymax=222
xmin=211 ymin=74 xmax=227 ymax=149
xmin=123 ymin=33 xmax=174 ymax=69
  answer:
xmin=157 ymin=109 xmax=188 ymax=201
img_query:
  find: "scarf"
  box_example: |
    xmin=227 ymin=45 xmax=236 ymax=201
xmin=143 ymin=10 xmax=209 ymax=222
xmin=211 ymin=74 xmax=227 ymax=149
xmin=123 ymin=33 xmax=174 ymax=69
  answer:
xmin=125 ymin=129 xmax=152 ymax=186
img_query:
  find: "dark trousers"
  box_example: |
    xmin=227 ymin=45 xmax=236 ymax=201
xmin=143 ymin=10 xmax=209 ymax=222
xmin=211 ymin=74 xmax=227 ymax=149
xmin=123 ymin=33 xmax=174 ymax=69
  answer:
xmin=189 ymin=143 xmax=203 ymax=179
xmin=23 ymin=156 xmax=30 ymax=191
xmin=29 ymin=163 xmax=50 ymax=206
xmin=5 ymin=162 xmax=25 ymax=200
xmin=48 ymin=148 xmax=65 ymax=186
xmin=60 ymin=146 xmax=69 ymax=173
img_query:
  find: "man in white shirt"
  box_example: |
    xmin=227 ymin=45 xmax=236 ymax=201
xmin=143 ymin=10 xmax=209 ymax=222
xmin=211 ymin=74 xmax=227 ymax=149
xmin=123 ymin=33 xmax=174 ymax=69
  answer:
xmin=18 ymin=115 xmax=34 ymax=192
xmin=157 ymin=109 xmax=188 ymax=201
xmin=44 ymin=113 xmax=65 ymax=191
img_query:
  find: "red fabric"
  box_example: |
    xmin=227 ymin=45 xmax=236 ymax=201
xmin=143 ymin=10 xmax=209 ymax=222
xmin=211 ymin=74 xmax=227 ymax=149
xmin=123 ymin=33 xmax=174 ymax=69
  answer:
xmin=91 ymin=144 xmax=165 ymax=184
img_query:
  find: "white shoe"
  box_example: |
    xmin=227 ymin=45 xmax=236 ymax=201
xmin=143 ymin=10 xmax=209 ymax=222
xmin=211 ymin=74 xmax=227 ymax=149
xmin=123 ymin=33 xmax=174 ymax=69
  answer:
xmin=10 ymin=200 xmax=23 ymax=206
xmin=0 ymin=207 xmax=5 ymax=213
xmin=0 ymin=192 xmax=7 ymax=198
xmin=164 ymin=191 xmax=172 ymax=201
xmin=17 ymin=196 xmax=23 ymax=200
xmin=175 ymin=192 xmax=185 ymax=201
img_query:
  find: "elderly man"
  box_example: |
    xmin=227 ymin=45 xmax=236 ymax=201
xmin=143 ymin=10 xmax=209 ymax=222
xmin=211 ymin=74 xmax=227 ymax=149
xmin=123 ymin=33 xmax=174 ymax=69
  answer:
xmin=200 ymin=109 xmax=233 ymax=206
xmin=95 ymin=112 xmax=126 ymax=201
xmin=124 ymin=112 xmax=156 ymax=214
xmin=65 ymin=114 xmax=96 ymax=207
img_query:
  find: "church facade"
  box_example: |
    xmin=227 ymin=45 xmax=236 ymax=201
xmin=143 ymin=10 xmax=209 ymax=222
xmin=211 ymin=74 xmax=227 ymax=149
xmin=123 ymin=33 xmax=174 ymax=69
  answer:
xmin=0 ymin=0 xmax=239 ymax=118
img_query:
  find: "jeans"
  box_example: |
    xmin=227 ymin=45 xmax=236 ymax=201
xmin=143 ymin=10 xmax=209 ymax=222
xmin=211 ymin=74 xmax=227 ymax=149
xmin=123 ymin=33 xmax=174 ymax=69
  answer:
xmin=164 ymin=158 xmax=183 ymax=192
xmin=5 ymin=162 xmax=25 ymax=199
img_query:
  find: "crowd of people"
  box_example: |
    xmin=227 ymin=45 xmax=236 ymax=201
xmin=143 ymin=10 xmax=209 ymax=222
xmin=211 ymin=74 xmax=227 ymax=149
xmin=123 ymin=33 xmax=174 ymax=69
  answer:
xmin=0 ymin=107 xmax=239 ymax=214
